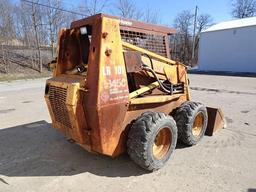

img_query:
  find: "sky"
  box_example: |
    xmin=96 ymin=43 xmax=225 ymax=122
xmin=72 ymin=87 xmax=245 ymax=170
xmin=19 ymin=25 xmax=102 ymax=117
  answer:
xmin=134 ymin=0 xmax=233 ymax=24
xmin=16 ymin=0 xmax=234 ymax=26
xmin=69 ymin=0 xmax=233 ymax=25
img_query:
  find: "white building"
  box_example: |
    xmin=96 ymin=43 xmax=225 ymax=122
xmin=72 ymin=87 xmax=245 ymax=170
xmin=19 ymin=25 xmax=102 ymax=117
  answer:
xmin=198 ymin=17 xmax=256 ymax=73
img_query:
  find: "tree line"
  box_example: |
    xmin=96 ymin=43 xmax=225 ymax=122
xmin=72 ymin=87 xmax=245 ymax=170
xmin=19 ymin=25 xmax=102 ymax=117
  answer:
xmin=0 ymin=0 xmax=160 ymax=73
xmin=172 ymin=0 xmax=256 ymax=66
xmin=0 ymin=0 xmax=255 ymax=74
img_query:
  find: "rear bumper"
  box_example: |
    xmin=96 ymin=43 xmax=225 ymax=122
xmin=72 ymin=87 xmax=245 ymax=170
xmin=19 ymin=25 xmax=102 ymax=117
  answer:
xmin=44 ymin=76 xmax=91 ymax=151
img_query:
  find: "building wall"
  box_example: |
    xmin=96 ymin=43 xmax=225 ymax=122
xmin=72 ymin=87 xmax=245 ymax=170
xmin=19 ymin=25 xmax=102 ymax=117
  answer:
xmin=198 ymin=26 xmax=256 ymax=73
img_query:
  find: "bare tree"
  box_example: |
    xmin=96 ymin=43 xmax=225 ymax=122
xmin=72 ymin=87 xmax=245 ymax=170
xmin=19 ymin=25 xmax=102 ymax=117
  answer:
xmin=42 ymin=0 xmax=66 ymax=58
xmin=78 ymin=0 xmax=109 ymax=16
xmin=197 ymin=14 xmax=213 ymax=33
xmin=0 ymin=0 xmax=15 ymax=43
xmin=17 ymin=1 xmax=45 ymax=72
xmin=172 ymin=10 xmax=213 ymax=65
xmin=195 ymin=14 xmax=213 ymax=50
xmin=115 ymin=0 xmax=143 ymax=20
xmin=174 ymin=10 xmax=194 ymax=64
xmin=15 ymin=3 xmax=33 ymax=46
xmin=88 ymin=0 xmax=109 ymax=15
xmin=232 ymin=0 xmax=256 ymax=18
xmin=0 ymin=0 xmax=90 ymax=75
xmin=143 ymin=8 xmax=160 ymax=24
xmin=31 ymin=1 xmax=42 ymax=72
xmin=0 ymin=0 xmax=15 ymax=73
xmin=174 ymin=11 xmax=194 ymax=35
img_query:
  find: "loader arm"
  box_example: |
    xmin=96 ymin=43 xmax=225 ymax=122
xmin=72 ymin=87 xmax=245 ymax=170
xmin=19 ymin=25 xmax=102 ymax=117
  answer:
xmin=122 ymin=41 xmax=191 ymax=102
xmin=44 ymin=14 xmax=224 ymax=170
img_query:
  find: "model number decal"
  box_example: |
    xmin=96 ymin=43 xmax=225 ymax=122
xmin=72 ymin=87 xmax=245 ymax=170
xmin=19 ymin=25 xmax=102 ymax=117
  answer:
xmin=103 ymin=65 xmax=123 ymax=76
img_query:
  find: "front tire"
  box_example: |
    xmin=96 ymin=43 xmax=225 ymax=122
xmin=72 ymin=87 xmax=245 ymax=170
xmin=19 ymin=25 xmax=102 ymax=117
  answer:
xmin=127 ymin=112 xmax=177 ymax=171
xmin=173 ymin=101 xmax=208 ymax=146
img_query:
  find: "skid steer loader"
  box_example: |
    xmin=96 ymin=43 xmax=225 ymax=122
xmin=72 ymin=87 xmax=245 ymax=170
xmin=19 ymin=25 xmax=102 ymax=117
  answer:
xmin=45 ymin=14 xmax=225 ymax=171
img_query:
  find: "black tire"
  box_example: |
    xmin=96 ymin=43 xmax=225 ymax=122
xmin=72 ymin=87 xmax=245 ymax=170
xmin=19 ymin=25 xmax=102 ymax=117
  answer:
xmin=127 ymin=112 xmax=177 ymax=171
xmin=172 ymin=101 xmax=208 ymax=146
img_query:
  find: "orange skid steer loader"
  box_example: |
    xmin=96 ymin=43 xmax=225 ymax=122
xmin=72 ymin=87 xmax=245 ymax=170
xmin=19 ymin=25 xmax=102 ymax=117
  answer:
xmin=45 ymin=14 xmax=225 ymax=171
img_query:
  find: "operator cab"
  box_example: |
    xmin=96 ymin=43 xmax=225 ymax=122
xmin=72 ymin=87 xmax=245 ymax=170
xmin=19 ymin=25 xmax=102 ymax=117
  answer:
xmin=55 ymin=25 xmax=92 ymax=76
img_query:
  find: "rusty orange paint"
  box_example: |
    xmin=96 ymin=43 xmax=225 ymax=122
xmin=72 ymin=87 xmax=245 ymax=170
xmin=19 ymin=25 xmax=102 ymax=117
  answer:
xmin=44 ymin=14 xmax=222 ymax=158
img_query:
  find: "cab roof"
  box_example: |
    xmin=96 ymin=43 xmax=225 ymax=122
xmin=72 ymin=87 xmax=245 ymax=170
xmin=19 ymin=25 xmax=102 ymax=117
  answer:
xmin=71 ymin=13 xmax=176 ymax=35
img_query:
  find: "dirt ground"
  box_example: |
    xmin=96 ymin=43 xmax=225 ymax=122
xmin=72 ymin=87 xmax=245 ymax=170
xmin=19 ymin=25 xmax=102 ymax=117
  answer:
xmin=0 ymin=74 xmax=256 ymax=192
xmin=0 ymin=47 xmax=52 ymax=81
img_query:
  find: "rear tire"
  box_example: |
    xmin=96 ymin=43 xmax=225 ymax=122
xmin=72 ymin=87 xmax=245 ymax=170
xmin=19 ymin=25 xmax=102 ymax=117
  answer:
xmin=127 ymin=112 xmax=177 ymax=171
xmin=172 ymin=101 xmax=208 ymax=146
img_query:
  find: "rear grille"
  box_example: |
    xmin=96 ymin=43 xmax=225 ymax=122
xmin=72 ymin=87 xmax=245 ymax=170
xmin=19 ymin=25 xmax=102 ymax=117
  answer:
xmin=120 ymin=30 xmax=167 ymax=57
xmin=49 ymin=86 xmax=72 ymax=128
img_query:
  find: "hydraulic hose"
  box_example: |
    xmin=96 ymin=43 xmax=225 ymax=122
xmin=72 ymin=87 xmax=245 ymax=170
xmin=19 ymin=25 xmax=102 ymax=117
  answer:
xmin=141 ymin=53 xmax=173 ymax=94
xmin=142 ymin=53 xmax=154 ymax=69
xmin=142 ymin=65 xmax=173 ymax=95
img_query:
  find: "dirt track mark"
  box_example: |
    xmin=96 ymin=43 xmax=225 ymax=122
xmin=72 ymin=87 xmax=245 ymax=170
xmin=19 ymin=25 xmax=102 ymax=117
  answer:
xmin=226 ymin=117 xmax=233 ymax=124
xmin=204 ymin=129 xmax=245 ymax=148
xmin=191 ymin=87 xmax=256 ymax=95
xmin=22 ymin=100 xmax=33 ymax=104
xmin=0 ymin=178 xmax=9 ymax=185
xmin=0 ymin=109 xmax=15 ymax=114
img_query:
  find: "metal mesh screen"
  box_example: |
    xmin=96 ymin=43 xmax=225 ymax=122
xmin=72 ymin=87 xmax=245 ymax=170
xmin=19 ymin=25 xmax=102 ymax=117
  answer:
xmin=120 ymin=30 xmax=167 ymax=57
xmin=49 ymin=86 xmax=72 ymax=128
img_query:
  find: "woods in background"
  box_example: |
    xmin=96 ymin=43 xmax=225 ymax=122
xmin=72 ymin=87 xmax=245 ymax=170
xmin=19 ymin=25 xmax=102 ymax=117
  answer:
xmin=0 ymin=0 xmax=79 ymax=74
xmin=0 ymin=0 xmax=255 ymax=75
xmin=0 ymin=0 xmax=161 ymax=74
xmin=171 ymin=10 xmax=212 ymax=66
xmin=231 ymin=0 xmax=256 ymax=18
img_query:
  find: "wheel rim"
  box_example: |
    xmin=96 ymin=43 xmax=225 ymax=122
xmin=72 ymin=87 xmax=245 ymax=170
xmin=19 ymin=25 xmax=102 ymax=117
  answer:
xmin=153 ymin=128 xmax=171 ymax=160
xmin=192 ymin=112 xmax=204 ymax=137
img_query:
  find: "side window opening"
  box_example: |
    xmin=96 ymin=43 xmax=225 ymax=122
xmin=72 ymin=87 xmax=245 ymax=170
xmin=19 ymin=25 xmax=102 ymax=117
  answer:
xmin=79 ymin=25 xmax=92 ymax=65
xmin=58 ymin=25 xmax=92 ymax=76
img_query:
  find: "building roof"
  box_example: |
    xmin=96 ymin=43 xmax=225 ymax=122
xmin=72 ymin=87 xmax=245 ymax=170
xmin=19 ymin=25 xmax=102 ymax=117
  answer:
xmin=202 ymin=17 xmax=256 ymax=33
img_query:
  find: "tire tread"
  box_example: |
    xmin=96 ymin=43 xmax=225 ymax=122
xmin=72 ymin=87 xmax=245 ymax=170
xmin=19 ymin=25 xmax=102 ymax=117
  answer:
xmin=127 ymin=112 xmax=177 ymax=171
